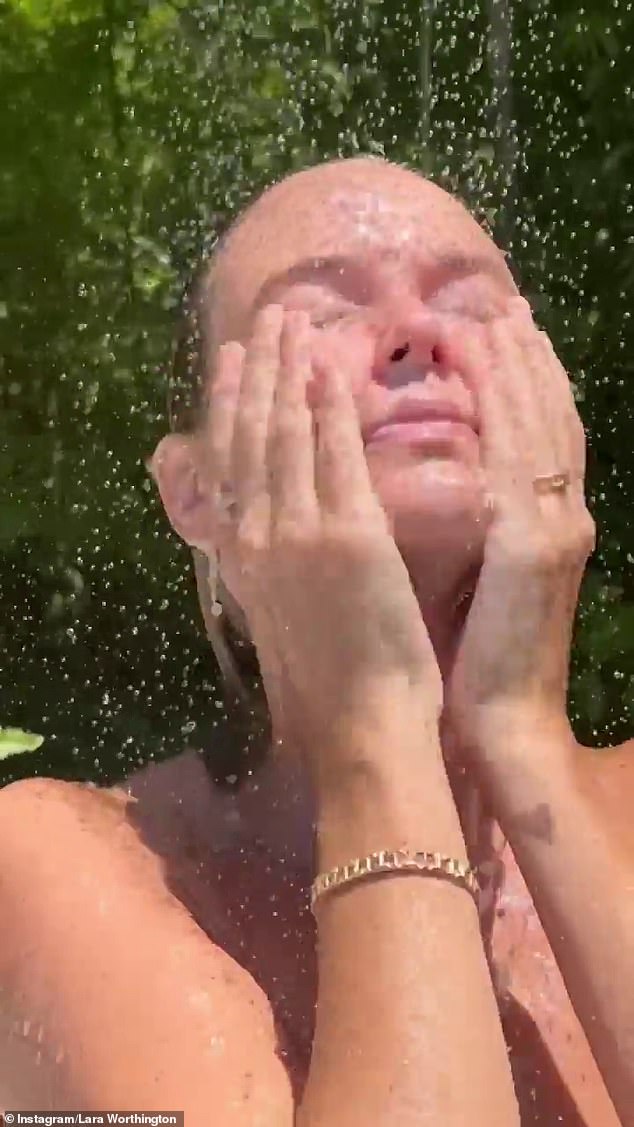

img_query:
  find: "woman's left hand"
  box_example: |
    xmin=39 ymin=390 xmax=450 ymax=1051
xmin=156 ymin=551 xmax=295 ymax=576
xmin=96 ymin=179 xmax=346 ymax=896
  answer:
xmin=444 ymin=298 xmax=596 ymax=766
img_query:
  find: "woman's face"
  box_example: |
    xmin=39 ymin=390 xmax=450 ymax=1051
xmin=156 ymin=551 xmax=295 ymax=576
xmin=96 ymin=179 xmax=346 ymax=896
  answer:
xmin=207 ymin=160 xmax=520 ymax=572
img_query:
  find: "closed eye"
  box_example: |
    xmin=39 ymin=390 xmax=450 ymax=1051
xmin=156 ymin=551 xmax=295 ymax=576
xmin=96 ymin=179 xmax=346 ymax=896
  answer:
xmin=429 ymin=278 xmax=506 ymax=322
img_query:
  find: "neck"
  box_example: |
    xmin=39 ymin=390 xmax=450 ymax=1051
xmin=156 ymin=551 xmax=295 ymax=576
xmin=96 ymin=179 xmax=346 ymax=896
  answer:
xmin=407 ymin=552 xmax=476 ymax=682
xmin=405 ymin=555 xmax=496 ymax=860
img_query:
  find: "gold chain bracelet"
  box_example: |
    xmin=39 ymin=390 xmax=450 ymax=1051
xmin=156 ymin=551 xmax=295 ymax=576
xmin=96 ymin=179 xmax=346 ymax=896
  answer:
xmin=310 ymin=849 xmax=479 ymax=912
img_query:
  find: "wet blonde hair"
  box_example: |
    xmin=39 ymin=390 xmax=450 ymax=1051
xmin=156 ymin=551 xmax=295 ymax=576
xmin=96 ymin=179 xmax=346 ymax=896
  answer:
xmin=168 ymin=217 xmax=271 ymax=786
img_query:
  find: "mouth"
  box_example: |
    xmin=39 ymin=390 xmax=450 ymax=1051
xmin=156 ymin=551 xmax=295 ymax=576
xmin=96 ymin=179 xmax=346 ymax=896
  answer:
xmin=362 ymin=399 xmax=479 ymax=449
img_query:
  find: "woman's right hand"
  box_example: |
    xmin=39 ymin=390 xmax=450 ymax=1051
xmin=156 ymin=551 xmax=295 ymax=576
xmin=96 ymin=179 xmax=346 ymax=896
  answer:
xmin=205 ymin=304 xmax=441 ymax=769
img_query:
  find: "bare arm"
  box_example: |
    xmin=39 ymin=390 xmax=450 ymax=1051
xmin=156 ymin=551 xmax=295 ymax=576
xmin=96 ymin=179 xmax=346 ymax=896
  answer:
xmin=0 ymin=305 xmax=522 ymax=1121
xmin=297 ymin=690 xmax=519 ymax=1127
xmin=0 ymin=777 xmax=293 ymax=1123
xmin=437 ymin=305 xmax=634 ymax=1123
xmin=481 ymin=725 xmax=634 ymax=1126
xmin=0 ymin=732 xmax=520 ymax=1127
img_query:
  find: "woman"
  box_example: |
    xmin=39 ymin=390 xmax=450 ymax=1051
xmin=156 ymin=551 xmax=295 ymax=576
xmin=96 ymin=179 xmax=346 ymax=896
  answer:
xmin=0 ymin=155 xmax=632 ymax=1124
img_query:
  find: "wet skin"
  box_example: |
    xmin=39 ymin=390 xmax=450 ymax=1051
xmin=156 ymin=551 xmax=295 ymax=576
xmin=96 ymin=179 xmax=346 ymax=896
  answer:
xmin=150 ymin=157 xmax=631 ymax=1121
xmin=123 ymin=747 xmax=627 ymax=1125
xmin=0 ymin=158 xmax=631 ymax=1121
xmin=0 ymin=748 xmax=627 ymax=1121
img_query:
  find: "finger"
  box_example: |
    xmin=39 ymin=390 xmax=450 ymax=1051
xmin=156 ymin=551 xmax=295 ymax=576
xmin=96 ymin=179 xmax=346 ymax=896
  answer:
xmin=508 ymin=307 xmax=594 ymax=546
xmin=232 ymin=304 xmax=284 ymax=511
xmin=459 ymin=304 xmax=566 ymax=495
xmin=504 ymin=300 xmax=571 ymax=475
xmin=487 ymin=312 xmax=547 ymax=473
xmin=450 ymin=322 xmax=531 ymax=494
xmin=523 ymin=318 xmax=588 ymax=484
xmin=268 ymin=310 xmax=318 ymax=522
xmin=207 ymin=341 xmax=243 ymax=507
xmin=314 ymin=354 xmax=382 ymax=521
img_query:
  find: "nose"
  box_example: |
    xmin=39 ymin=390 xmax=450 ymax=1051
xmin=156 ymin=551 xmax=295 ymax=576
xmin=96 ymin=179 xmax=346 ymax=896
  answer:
xmin=372 ymin=298 xmax=452 ymax=384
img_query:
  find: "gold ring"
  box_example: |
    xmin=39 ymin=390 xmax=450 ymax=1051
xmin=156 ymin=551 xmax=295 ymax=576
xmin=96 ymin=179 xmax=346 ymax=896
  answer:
xmin=533 ymin=472 xmax=570 ymax=494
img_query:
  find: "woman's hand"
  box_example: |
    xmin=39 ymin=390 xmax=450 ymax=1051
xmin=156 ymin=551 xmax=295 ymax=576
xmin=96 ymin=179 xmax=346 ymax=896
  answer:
xmin=206 ymin=304 xmax=441 ymax=769
xmin=444 ymin=298 xmax=596 ymax=764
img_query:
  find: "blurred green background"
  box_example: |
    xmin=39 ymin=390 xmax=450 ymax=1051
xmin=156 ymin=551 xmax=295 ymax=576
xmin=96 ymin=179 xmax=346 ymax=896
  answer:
xmin=1 ymin=0 xmax=632 ymax=787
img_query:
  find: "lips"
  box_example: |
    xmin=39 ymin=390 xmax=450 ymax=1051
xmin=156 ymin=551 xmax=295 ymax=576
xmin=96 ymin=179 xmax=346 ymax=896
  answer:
xmin=362 ymin=398 xmax=479 ymax=445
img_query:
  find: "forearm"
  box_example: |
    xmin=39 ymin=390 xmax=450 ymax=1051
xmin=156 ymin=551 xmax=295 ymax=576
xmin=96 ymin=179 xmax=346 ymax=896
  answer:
xmin=481 ymin=727 xmax=634 ymax=1125
xmin=298 ymin=708 xmax=519 ymax=1127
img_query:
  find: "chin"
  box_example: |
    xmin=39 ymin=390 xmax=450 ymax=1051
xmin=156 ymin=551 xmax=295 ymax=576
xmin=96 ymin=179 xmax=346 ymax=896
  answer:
xmin=370 ymin=455 xmax=489 ymax=566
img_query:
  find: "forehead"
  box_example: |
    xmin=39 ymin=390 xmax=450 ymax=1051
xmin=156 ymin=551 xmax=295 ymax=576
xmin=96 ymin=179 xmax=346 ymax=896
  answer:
xmin=213 ymin=161 xmax=509 ymax=343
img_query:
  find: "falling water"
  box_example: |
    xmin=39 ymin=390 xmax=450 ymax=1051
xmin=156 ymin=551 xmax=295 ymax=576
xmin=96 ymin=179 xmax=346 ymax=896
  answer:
xmin=0 ymin=0 xmax=631 ymax=779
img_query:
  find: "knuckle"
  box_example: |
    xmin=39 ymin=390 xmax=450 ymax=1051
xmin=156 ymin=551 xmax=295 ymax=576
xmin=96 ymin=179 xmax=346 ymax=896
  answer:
xmin=496 ymin=527 xmax=555 ymax=570
xmin=570 ymin=411 xmax=587 ymax=451
xmin=320 ymin=516 xmax=349 ymax=545
xmin=209 ymin=436 xmax=229 ymax=466
xmin=272 ymin=513 xmax=317 ymax=547
xmin=236 ymin=528 xmax=263 ymax=557
xmin=209 ymin=377 xmax=238 ymax=414
xmin=237 ymin=402 xmax=266 ymax=433
xmin=527 ymin=510 xmax=595 ymax=565
xmin=275 ymin=399 xmax=303 ymax=424
xmin=533 ymin=533 xmax=559 ymax=569
xmin=236 ymin=506 xmax=269 ymax=554
xmin=272 ymin=405 xmax=307 ymax=439
xmin=577 ymin=509 xmax=597 ymax=553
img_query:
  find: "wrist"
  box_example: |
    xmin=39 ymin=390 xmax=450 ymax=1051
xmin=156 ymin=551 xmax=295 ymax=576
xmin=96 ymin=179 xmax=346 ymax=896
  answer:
xmin=464 ymin=701 xmax=574 ymax=766
xmin=308 ymin=701 xmax=444 ymax=807
xmin=312 ymin=722 xmax=467 ymax=872
xmin=470 ymin=711 xmax=579 ymax=825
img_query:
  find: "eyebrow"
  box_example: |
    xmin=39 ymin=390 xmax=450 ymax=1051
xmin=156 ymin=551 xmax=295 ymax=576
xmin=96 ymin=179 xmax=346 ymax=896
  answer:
xmin=253 ymin=255 xmax=370 ymax=312
xmin=253 ymin=249 xmax=514 ymax=314
xmin=429 ymin=250 xmax=520 ymax=295
xmin=432 ymin=251 xmax=510 ymax=282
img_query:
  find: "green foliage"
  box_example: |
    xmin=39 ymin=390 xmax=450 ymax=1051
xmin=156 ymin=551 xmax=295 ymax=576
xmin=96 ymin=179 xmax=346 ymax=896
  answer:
xmin=0 ymin=728 xmax=44 ymax=759
xmin=0 ymin=0 xmax=632 ymax=787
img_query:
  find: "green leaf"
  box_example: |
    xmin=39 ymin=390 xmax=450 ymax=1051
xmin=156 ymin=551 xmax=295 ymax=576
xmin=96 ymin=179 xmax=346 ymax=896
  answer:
xmin=0 ymin=728 xmax=45 ymax=760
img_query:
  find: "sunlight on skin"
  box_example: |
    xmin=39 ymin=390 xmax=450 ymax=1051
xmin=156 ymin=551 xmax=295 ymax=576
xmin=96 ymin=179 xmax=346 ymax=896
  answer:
xmin=0 ymin=157 xmax=631 ymax=1125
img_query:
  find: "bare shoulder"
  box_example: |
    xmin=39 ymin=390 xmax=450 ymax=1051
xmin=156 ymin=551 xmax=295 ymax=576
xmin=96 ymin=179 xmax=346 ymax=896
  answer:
xmin=586 ymin=735 xmax=634 ymax=764
xmin=0 ymin=774 xmax=293 ymax=1123
xmin=579 ymin=734 xmax=634 ymax=768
